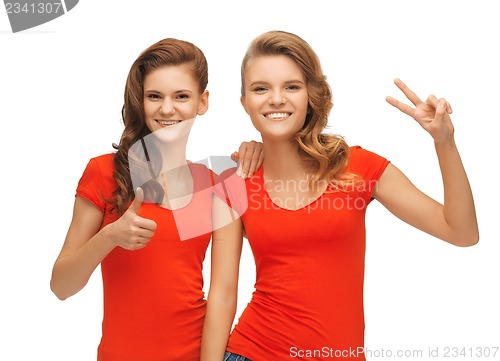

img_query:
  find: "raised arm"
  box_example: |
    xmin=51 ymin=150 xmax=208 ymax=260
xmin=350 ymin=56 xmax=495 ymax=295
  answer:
xmin=200 ymin=195 xmax=243 ymax=360
xmin=373 ymin=79 xmax=479 ymax=247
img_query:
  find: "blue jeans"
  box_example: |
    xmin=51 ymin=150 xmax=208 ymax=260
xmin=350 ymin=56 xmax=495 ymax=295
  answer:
xmin=223 ymin=351 xmax=253 ymax=361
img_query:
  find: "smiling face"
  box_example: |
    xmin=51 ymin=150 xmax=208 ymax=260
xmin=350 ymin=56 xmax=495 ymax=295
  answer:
xmin=241 ymin=55 xmax=309 ymax=142
xmin=143 ymin=64 xmax=208 ymax=137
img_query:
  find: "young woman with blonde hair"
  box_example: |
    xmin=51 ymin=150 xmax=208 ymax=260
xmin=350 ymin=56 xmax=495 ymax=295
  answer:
xmin=201 ymin=30 xmax=478 ymax=360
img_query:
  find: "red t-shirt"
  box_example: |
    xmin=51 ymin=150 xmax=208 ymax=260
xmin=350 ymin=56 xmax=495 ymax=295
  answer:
xmin=219 ymin=146 xmax=389 ymax=360
xmin=76 ymin=153 xmax=213 ymax=361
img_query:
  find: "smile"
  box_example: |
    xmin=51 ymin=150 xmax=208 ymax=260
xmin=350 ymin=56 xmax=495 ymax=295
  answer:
xmin=264 ymin=112 xmax=291 ymax=120
xmin=156 ymin=120 xmax=182 ymax=126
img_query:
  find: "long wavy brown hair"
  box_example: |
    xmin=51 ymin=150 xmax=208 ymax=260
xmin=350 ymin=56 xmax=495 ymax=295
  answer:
xmin=240 ymin=30 xmax=352 ymax=189
xmin=109 ymin=38 xmax=208 ymax=214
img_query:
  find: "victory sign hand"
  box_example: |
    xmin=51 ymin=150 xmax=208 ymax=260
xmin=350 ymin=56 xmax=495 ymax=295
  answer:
xmin=386 ymin=78 xmax=454 ymax=144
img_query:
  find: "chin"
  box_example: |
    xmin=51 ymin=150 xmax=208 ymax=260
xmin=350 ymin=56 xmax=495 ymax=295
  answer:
xmin=152 ymin=119 xmax=195 ymax=143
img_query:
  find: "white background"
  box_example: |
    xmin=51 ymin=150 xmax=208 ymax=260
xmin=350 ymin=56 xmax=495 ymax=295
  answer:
xmin=1 ymin=1 xmax=499 ymax=360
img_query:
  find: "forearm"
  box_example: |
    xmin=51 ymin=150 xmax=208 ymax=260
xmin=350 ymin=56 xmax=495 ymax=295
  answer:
xmin=200 ymin=296 xmax=237 ymax=361
xmin=435 ymin=139 xmax=479 ymax=245
xmin=50 ymin=226 xmax=115 ymax=300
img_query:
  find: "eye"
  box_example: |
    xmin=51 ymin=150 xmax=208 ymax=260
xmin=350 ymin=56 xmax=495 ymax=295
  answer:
xmin=286 ymin=84 xmax=301 ymax=91
xmin=176 ymin=93 xmax=190 ymax=100
xmin=253 ymin=86 xmax=267 ymax=93
xmin=146 ymin=93 xmax=161 ymax=100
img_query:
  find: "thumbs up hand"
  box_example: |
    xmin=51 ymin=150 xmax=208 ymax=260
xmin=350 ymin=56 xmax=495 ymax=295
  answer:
xmin=107 ymin=187 xmax=158 ymax=251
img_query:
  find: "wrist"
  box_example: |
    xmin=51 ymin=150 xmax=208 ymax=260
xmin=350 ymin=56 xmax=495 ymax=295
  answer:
xmin=99 ymin=223 xmax=118 ymax=251
xmin=434 ymin=137 xmax=456 ymax=151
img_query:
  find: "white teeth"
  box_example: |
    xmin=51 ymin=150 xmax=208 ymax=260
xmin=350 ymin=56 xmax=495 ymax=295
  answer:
xmin=158 ymin=120 xmax=180 ymax=126
xmin=265 ymin=113 xmax=289 ymax=119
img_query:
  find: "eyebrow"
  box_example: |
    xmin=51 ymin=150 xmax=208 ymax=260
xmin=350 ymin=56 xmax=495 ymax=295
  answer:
xmin=248 ymin=80 xmax=305 ymax=87
xmin=144 ymin=89 xmax=194 ymax=94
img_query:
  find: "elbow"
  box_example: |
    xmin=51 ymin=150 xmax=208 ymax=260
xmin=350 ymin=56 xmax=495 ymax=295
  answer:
xmin=208 ymin=293 xmax=238 ymax=311
xmin=449 ymin=230 xmax=480 ymax=247
xmin=468 ymin=230 xmax=480 ymax=246
xmin=50 ymin=279 xmax=70 ymax=301
xmin=55 ymin=294 xmax=68 ymax=301
xmin=50 ymin=286 xmax=67 ymax=301
xmin=206 ymin=287 xmax=238 ymax=313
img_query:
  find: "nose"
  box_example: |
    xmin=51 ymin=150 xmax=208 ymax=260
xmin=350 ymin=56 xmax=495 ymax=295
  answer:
xmin=159 ymin=98 xmax=175 ymax=115
xmin=268 ymin=90 xmax=286 ymax=106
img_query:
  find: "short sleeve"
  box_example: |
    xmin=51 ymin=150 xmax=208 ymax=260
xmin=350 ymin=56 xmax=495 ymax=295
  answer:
xmin=75 ymin=158 xmax=108 ymax=212
xmin=213 ymin=167 xmax=248 ymax=216
xmin=346 ymin=145 xmax=390 ymax=203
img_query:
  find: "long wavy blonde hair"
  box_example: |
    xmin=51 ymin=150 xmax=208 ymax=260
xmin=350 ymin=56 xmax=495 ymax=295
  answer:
xmin=241 ymin=30 xmax=352 ymax=189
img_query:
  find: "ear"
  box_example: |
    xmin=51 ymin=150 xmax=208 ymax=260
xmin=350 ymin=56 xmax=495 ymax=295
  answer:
xmin=240 ymin=96 xmax=250 ymax=115
xmin=197 ymin=90 xmax=209 ymax=115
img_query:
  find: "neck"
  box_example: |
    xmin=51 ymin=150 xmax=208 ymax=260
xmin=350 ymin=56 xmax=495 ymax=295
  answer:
xmin=149 ymin=135 xmax=189 ymax=174
xmin=262 ymin=138 xmax=305 ymax=180
xmin=153 ymin=137 xmax=193 ymax=210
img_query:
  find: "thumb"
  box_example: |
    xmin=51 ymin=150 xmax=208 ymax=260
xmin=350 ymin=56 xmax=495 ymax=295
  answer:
xmin=435 ymin=99 xmax=447 ymax=123
xmin=231 ymin=151 xmax=240 ymax=163
xmin=129 ymin=187 xmax=144 ymax=214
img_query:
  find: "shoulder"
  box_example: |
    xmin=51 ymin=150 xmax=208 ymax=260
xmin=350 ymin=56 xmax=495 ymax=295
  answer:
xmin=348 ymin=145 xmax=382 ymax=161
xmin=188 ymin=161 xmax=218 ymax=190
xmin=348 ymin=145 xmax=387 ymax=165
xmin=188 ymin=160 xmax=239 ymax=185
xmin=82 ymin=153 xmax=116 ymax=178
xmin=217 ymin=166 xmax=238 ymax=183
xmin=76 ymin=153 xmax=117 ymax=211
xmin=212 ymin=166 xmax=248 ymax=215
xmin=89 ymin=153 xmax=115 ymax=170
xmin=79 ymin=153 xmax=116 ymax=191
xmin=346 ymin=145 xmax=390 ymax=180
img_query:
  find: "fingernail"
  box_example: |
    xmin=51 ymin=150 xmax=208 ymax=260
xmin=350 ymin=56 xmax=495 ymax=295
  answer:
xmin=242 ymin=173 xmax=247 ymax=179
xmin=236 ymin=167 xmax=242 ymax=176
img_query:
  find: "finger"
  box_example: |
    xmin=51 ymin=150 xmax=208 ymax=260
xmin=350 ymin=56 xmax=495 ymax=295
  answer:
xmin=237 ymin=142 xmax=250 ymax=177
xmin=248 ymin=147 xmax=265 ymax=177
xmin=426 ymin=95 xmax=439 ymax=109
xmin=394 ymin=78 xmax=422 ymax=106
xmin=440 ymin=97 xmax=452 ymax=114
xmin=245 ymin=150 xmax=261 ymax=178
xmin=126 ymin=242 xmax=147 ymax=251
xmin=427 ymin=95 xmax=453 ymax=115
xmin=435 ymin=99 xmax=447 ymax=123
xmin=230 ymin=151 xmax=239 ymax=163
xmin=251 ymin=149 xmax=265 ymax=177
xmin=237 ymin=141 xmax=254 ymax=178
xmin=135 ymin=218 xmax=157 ymax=232
xmin=131 ymin=224 xmax=155 ymax=243
xmin=385 ymin=96 xmax=415 ymax=117
xmin=230 ymin=151 xmax=244 ymax=177
xmin=231 ymin=151 xmax=244 ymax=177
xmin=239 ymin=145 xmax=256 ymax=179
xmin=134 ymin=227 xmax=156 ymax=239
xmin=238 ymin=141 xmax=252 ymax=156
xmin=129 ymin=187 xmax=144 ymax=214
